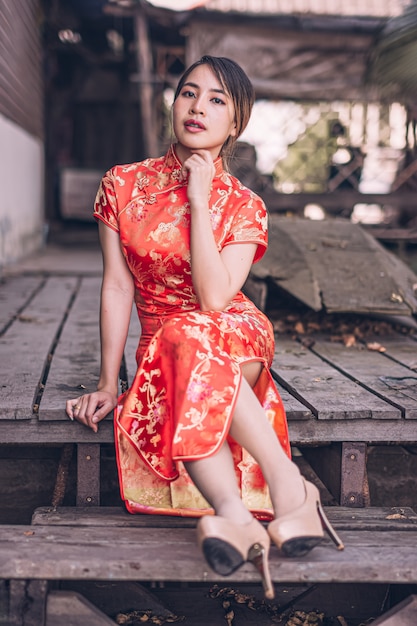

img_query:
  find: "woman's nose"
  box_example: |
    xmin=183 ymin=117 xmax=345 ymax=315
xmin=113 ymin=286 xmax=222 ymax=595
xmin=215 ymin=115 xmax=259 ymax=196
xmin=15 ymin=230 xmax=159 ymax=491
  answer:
xmin=190 ymin=99 xmax=204 ymax=114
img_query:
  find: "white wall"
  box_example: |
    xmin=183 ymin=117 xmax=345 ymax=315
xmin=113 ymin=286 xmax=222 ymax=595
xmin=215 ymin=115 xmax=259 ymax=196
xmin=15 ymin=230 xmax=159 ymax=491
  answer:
xmin=0 ymin=113 xmax=45 ymax=268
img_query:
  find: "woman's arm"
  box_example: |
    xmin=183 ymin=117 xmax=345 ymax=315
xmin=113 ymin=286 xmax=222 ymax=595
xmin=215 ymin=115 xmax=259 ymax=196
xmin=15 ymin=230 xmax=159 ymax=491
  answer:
xmin=184 ymin=150 xmax=257 ymax=311
xmin=66 ymin=222 xmax=134 ymax=431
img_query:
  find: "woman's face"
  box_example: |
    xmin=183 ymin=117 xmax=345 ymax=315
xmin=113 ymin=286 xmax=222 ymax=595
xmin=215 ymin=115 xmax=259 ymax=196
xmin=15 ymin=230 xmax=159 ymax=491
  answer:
xmin=173 ymin=64 xmax=237 ymax=161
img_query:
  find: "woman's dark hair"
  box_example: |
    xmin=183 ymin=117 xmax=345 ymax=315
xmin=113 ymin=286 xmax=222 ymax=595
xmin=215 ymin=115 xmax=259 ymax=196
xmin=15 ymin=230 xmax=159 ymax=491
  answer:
xmin=174 ymin=55 xmax=255 ymax=161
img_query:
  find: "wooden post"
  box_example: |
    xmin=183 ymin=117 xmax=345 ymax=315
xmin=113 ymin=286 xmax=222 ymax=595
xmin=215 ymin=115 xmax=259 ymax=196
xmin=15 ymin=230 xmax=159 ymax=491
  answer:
xmin=302 ymin=442 xmax=370 ymax=507
xmin=8 ymin=580 xmax=48 ymax=626
xmin=76 ymin=443 xmax=101 ymax=507
xmin=134 ymin=2 xmax=159 ymax=157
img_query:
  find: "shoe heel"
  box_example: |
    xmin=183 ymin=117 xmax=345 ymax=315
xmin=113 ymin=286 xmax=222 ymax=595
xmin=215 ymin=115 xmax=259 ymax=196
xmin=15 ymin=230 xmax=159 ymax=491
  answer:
xmin=317 ymin=502 xmax=344 ymax=551
xmin=268 ymin=479 xmax=345 ymax=557
xmin=248 ymin=541 xmax=274 ymax=600
xmin=198 ymin=516 xmax=275 ymax=600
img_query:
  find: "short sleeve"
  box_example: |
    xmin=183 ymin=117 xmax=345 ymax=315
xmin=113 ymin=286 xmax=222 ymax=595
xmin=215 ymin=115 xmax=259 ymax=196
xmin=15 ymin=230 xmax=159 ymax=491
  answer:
xmin=223 ymin=191 xmax=268 ymax=263
xmin=93 ymin=168 xmax=119 ymax=232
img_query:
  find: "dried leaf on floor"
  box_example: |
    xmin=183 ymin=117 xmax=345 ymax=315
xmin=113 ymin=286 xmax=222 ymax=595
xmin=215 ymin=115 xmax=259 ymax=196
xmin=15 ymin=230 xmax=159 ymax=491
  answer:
xmin=286 ymin=609 xmax=325 ymax=625
xmin=366 ymin=342 xmax=386 ymax=352
xmin=343 ymin=334 xmax=356 ymax=347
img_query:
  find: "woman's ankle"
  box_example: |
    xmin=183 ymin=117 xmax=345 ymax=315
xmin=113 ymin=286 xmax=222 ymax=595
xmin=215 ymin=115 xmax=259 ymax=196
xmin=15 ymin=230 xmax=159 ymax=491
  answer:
xmin=270 ymin=470 xmax=306 ymax=518
xmin=215 ymin=500 xmax=253 ymax=525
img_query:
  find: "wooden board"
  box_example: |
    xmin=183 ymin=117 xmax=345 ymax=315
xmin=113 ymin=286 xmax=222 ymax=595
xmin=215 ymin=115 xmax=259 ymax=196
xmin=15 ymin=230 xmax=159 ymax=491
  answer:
xmin=187 ymin=19 xmax=378 ymax=101
xmin=311 ymin=339 xmax=417 ymax=418
xmin=1 ymin=413 xmax=417 ymax=445
xmin=39 ymin=276 xmax=102 ymax=421
xmin=31 ymin=505 xmax=417 ymax=531
xmin=0 ymin=276 xmax=78 ymax=419
xmin=275 ymin=379 xmax=313 ymax=420
xmin=272 ymin=338 xmax=400 ymax=420
xmin=371 ymin=595 xmax=417 ymax=626
xmin=0 ymin=419 xmax=114 ymax=444
xmin=253 ymin=216 xmax=417 ymax=315
xmin=0 ymin=275 xmax=44 ymax=333
xmin=288 ymin=417 xmax=417 ymax=445
xmin=46 ymin=591 xmax=116 ymax=626
xmin=2 ymin=524 xmax=417 ymax=584
xmin=362 ymin=334 xmax=417 ymax=371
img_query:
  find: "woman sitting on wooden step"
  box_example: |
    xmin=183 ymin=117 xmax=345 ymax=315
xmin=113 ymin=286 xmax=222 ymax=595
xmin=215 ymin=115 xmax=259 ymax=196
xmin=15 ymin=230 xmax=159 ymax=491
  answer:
xmin=66 ymin=55 xmax=344 ymax=599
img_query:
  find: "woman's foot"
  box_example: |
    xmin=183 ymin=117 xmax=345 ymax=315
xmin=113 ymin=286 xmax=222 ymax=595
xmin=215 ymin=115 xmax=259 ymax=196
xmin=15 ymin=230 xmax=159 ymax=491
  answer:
xmin=197 ymin=515 xmax=274 ymax=599
xmin=268 ymin=479 xmax=345 ymax=557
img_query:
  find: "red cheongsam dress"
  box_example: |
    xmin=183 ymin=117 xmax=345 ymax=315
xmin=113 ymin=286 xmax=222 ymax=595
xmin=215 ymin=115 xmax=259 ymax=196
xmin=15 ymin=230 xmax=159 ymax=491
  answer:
xmin=94 ymin=144 xmax=290 ymax=520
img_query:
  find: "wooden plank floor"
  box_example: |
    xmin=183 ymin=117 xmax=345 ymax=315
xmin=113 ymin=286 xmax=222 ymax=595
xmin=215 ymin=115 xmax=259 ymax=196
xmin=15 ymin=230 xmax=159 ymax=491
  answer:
xmin=1 ymin=258 xmax=417 ymax=446
xmin=2 ymin=247 xmax=417 ymax=625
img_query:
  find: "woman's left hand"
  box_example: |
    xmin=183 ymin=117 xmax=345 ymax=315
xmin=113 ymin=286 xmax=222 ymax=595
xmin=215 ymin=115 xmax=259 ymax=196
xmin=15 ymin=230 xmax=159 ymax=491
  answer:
xmin=182 ymin=150 xmax=215 ymax=207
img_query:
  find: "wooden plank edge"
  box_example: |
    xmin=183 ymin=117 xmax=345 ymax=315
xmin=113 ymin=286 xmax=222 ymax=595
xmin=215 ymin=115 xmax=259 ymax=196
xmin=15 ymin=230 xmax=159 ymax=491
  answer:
xmin=31 ymin=505 xmax=417 ymax=531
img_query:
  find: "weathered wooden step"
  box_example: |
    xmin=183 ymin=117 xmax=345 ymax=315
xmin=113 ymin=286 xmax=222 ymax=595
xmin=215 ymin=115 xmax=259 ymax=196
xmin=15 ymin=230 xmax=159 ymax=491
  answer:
xmin=31 ymin=505 xmax=417 ymax=531
xmin=1 ymin=512 xmax=417 ymax=585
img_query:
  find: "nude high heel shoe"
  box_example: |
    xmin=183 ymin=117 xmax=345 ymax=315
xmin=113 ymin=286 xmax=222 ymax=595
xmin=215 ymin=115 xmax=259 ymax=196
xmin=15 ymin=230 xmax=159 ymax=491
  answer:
xmin=197 ymin=515 xmax=275 ymax=599
xmin=268 ymin=479 xmax=345 ymax=557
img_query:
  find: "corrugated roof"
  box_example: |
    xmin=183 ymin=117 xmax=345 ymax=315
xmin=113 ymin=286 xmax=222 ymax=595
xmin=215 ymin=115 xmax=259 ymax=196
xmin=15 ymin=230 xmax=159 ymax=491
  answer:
xmin=201 ymin=0 xmax=411 ymax=17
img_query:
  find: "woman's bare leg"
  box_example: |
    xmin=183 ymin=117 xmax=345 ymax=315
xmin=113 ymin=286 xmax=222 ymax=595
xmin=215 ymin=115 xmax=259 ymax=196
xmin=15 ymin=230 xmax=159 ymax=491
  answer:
xmin=229 ymin=369 xmax=305 ymax=518
xmin=184 ymin=442 xmax=253 ymax=524
xmin=185 ymin=361 xmax=304 ymax=521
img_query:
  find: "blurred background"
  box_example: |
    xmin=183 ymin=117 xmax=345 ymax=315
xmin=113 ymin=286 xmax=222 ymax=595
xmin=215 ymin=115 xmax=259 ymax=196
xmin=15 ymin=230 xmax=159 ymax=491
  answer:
xmin=1 ymin=0 xmax=417 ymax=269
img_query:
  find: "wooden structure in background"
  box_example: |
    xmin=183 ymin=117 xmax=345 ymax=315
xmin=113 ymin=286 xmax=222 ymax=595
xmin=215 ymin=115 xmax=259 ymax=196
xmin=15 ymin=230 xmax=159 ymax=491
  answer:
xmin=43 ymin=0 xmax=417 ymax=222
xmin=182 ymin=1 xmax=417 ymax=226
xmin=0 ymin=0 xmax=44 ymax=140
xmin=186 ymin=13 xmax=381 ymax=101
xmin=251 ymin=216 xmax=417 ymax=315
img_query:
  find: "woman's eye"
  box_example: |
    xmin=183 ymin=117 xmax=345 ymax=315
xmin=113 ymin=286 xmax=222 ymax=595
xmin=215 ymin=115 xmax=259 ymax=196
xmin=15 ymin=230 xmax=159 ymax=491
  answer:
xmin=212 ymin=97 xmax=225 ymax=105
xmin=183 ymin=90 xmax=195 ymax=98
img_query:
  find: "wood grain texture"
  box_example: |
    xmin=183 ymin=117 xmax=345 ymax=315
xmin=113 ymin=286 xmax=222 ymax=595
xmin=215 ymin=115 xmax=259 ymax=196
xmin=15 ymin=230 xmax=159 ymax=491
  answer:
xmin=31 ymin=505 xmax=417 ymax=531
xmin=253 ymin=217 xmax=417 ymax=315
xmin=0 ymin=276 xmax=78 ymax=419
xmin=0 ymin=419 xmax=114 ymax=444
xmin=0 ymin=275 xmax=44 ymax=333
xmin=1 ymin=524 xmax=417 ymax=584
xmin=39 ymin=276 xmax=102 ymax=421
xmin=311 ymin=339 xmax=417 ymax=418
xmin=272 ymin=338 xmax=400 ymax=420
xmin=362 ymin=334 xmax=417 ymax=371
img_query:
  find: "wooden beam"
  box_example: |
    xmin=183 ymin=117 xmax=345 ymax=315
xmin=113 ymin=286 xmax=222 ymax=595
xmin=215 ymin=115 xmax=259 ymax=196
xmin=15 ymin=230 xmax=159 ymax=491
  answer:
xmin=134 ymin=3 xmax=159 ymax=157
xmin=259 ymin=190 xmax=417 ymax=213
xmin=250 ymin=78 xmax=379 ymax=102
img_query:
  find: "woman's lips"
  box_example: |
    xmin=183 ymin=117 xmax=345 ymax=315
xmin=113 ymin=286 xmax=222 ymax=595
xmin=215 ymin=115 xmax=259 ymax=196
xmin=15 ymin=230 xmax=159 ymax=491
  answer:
xmin=184 ymin=119 xmax=206 ymax=131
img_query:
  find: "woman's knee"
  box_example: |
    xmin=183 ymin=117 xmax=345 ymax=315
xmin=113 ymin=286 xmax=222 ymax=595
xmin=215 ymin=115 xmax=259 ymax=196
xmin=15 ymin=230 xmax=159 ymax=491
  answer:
xmin=241 ymin=361 xmax=262 ymax=387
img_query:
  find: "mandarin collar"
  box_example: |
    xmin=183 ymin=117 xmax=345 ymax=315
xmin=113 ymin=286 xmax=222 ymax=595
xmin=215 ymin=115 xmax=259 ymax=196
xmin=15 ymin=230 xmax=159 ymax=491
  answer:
xmin=164 ymin=144 xmax=224 ymax=182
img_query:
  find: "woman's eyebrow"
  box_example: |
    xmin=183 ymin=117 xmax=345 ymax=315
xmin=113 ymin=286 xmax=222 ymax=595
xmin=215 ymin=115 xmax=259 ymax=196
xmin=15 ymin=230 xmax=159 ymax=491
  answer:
xmin=182 ymin=81 xmax=227 ymax=95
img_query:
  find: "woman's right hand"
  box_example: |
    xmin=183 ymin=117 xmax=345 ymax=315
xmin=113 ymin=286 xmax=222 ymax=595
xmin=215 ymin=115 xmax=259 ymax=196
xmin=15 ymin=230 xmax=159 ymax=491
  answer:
xmin=65 ymin=390 xmax=118 ymax=433
xmin=182 ymin=150 xmax=215 ymax=208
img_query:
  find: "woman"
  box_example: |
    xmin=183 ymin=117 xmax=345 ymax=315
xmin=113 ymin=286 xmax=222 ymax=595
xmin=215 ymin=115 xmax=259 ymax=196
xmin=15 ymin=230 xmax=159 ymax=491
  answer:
xmin=66 ymin=55 xmax=343 ymax=599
